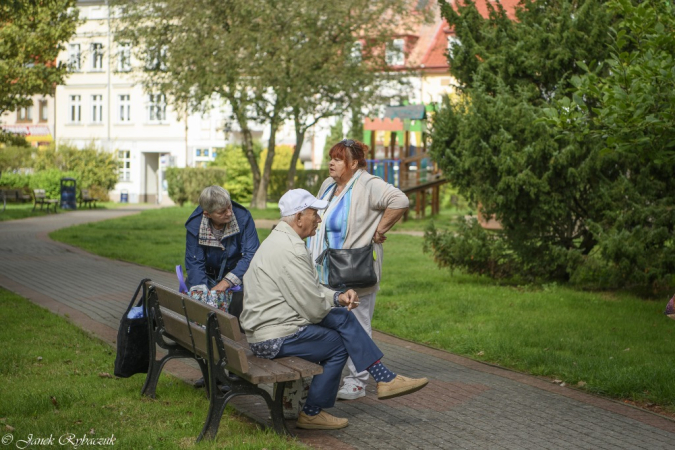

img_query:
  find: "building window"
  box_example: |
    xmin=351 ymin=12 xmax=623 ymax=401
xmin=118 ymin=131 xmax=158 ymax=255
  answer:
xmin=203 ymin=149 xmax=209 ymax=157
xmin=68 ymin=43 xmax=81 ymax=71
xmin=39 ymin=100 xmax=48 ymax=122
xmin=91 ymin=95 xmax=103 ymax=123
xmin=447 ymin=36 xmax=461 ymax=59
xmin=385 ymin=38 xmax=405 ymax=66
xmin=118 ymin=43 xmax=131 ymax=72
xmin=350 ymin=41 xmax=363 ymax=63
xmin=118 ymin=150 xmax=131 ymax=181
xmin=118 ymin=94 xmax=131 ymax=122
xmin=17 ymin=105 xmax=33 ymax=122
xmin=146 ymin=46 xmax=167 ymax=71
xmin=195 ymin=149 xmax=202 ymax=157
xmin=69 ymin=95 xmax=81 ymax=123
xmin=148 ymin=93 xmax=166 ymax=122
xmin=91 ymin=43 xmax=104 ymax=70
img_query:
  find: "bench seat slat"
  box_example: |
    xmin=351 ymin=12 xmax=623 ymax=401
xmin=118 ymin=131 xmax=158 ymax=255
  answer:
xmin=274 ymin=357 xmax=324 ymax=377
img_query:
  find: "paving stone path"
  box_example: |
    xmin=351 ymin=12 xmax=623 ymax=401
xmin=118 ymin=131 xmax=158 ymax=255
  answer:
xmin=1 ymin=208 xmax=674 ymax=449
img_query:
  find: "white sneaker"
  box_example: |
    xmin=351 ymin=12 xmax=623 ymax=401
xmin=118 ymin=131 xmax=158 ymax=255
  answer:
xmin=336 ymin=383 xmax=366 ymax=400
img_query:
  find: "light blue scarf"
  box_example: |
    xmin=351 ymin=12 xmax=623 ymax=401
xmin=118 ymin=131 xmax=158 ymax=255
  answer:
xmin=308 ymin=170 xmax=362 ymax=285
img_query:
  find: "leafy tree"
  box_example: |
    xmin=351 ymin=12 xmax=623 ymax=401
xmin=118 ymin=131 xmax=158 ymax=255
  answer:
xmin=322 ymin=119 xmax=344 ymax=169
xmin=428 ymin=0 xmax=619 ymax=284
xmin=112 ymin=0 xmax=425 ymax=208
xmin=543 ymin=0 xmax=675 ymax=290
xmin=0 ymin=0 xmax=80 ymax=116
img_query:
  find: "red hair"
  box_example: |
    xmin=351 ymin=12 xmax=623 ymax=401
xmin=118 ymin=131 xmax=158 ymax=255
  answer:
xmin=329 ymin=139 xmax=368 ymax=169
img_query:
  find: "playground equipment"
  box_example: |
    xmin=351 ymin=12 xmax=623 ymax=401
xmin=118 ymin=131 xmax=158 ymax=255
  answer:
xmin=363 ymin=104 xmax=446 ymax=219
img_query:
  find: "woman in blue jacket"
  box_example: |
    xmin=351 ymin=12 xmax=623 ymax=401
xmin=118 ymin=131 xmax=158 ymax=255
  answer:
xmin=184 ymin=185 xmax=260 ymax=319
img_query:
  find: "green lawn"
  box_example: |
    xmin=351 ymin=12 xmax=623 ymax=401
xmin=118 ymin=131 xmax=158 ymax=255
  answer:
xmin=0 ymin=288 xmax=304 ymax=449
xmin=48 ymin=206 xmax=675 ymax=414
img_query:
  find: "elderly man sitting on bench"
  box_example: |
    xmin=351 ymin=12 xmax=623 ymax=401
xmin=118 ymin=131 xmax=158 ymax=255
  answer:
xmin=240 ymin=189 xmax=428 ymax=430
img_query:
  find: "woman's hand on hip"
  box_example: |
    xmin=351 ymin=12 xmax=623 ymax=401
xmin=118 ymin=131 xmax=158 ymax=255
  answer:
xmin=372 ymin=230 xmax=387 ymax=244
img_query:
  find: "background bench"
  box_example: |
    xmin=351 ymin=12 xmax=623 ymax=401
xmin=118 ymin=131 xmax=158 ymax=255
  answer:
xmin=1 ymin=189 xmax=31 ymax=203
xmin=32 ymin=189 xmax=58 ymax=213
xmin=79 ymin=189 xmax=99 ymax=209
xmin=141 ymin=281 xmax=322 ymax=441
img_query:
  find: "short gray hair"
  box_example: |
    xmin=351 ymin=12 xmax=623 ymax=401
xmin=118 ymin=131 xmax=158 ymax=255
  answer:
xmin=280 ymin=208 xmax=309 ymax=223
xmin=199 ymin=186 xmax=231 ymax=213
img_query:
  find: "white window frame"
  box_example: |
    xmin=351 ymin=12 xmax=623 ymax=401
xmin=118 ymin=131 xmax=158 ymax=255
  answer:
xmin=118 ymin=94 xmax=131 ymax=122
xmin=147 ymin=93 xmax=166 ymax=122
xmin=91 ymin=94 xmax=103 ymax=123
xmin=118 ymin=43 xmax=131 ymax=72
xmin=386 ymin=38 xmax=405 ymax=66
xmin=118 ymin=150 xmax=131 ymax=182
xmin=91 ymin=43 xmax=104 ymax=71
xmin=68 ymin=43 xmax=81 ymax=71
xmin=69 ymin=95 xmax=82 ymax=123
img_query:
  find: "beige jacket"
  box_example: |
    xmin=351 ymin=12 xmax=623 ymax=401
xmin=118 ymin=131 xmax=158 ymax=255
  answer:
xmin=240 ymin=220 xmax=337 ymax=343
xmin=315 ymin=170 xmax=409 ymax=295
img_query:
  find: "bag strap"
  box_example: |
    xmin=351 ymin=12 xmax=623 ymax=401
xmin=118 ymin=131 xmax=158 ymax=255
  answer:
xmin=125 ymin=278 xmax=151 ymax=315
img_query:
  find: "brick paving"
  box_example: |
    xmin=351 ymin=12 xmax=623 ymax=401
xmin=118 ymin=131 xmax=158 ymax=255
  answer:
xmin=1 ymin=208 xmax=675 ymax=449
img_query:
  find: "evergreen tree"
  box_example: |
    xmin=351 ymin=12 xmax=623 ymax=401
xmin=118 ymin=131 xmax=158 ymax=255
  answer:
xmin=428 ymin=0 xmax=627 ymax=285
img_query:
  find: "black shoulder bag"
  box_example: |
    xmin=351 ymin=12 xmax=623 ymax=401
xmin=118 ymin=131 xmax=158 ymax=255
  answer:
xmin=114 ymin=278 xmax=151 ymax=378
xmin=315 ymin=187 xmax=377 ymax=290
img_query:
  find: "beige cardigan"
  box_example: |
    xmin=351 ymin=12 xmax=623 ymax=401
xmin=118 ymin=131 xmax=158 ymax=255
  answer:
xmin=316 ymin=170 xmax=409 ymax=296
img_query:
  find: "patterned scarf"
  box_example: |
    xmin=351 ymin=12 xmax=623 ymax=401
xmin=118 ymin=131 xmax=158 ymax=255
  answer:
xmin=198 ymin=213 xmax=240 ymax=250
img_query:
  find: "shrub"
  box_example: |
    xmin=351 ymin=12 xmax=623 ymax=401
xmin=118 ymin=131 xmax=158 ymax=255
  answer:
xmin=267 ymin=169 xmax=329 ymax=201
xmin=32 ymin=144 xmax=117 ymax=200
xmin=165 ymin=167 xmax=227 ymax=206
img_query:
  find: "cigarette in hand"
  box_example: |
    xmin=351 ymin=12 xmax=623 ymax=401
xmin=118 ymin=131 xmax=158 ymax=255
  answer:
xmin=353 ymin=301 xmax=360 ymax=305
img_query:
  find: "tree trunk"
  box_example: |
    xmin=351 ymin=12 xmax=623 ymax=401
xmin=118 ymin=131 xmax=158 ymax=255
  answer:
xmin=251 ymin=116 xmax=279 ymax=209
xmin=229 ymin=95 xmax=261 ymax=205
xmin=287 ymin=114 xmax=306 ymax=191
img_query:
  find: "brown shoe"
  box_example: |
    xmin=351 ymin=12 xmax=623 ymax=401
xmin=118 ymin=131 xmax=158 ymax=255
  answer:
xmin=296 ymin=411 xmax=349 ymax=430
xmin=377 ymin=375 xmax=428 ymax=400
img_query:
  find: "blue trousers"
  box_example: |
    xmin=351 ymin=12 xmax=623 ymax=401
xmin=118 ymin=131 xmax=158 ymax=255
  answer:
xmin=276 ymin=307 xmax=384 ymax=409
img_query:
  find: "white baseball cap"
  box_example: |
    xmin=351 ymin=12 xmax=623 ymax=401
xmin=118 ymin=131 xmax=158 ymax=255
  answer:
xmin=279 ymin=189 xmax=329 ymax=217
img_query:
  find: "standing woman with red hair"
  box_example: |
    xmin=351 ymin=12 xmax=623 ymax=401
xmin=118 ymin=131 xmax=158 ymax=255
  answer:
xmin=308 ymin=138 xmax=409 ymax=400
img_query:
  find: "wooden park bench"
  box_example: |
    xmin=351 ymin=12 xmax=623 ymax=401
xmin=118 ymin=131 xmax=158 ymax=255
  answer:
xmin=32 ymin=189 xmax=58 ymax=213
xmin=140 ymin=281 xmax=323 ymax=441
xmin=1 ymin=188 xmax=32 ymax=203
xmin=79 ymin=189 xmax=99 ymax=209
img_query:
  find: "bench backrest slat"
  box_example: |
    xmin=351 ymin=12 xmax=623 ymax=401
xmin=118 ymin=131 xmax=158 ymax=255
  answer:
xmin=150 ymin=281 xmax=242 ymax=342
xmin=147 ymin=282 xmax=265 ymax=380
xmin=33 ymin=189 xmax=46 ymax=199
xmin=160 ymin=308 xmax=208 ymax=357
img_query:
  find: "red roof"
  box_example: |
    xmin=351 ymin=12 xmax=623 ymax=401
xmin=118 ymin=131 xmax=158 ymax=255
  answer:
xmin=409 ymin=0 xmax=521 ymax=72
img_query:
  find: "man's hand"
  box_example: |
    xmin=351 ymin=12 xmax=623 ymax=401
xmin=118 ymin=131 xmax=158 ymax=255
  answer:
xmin=339 ymin=289 xmax=359 ymax=311
xmin=213 ymin=279 xmax=232 ymax=292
